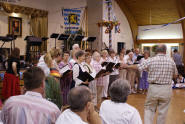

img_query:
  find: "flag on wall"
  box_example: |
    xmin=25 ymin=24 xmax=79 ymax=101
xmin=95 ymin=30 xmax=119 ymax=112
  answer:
xmin=62 ymin=9 xmax=82 ymax=34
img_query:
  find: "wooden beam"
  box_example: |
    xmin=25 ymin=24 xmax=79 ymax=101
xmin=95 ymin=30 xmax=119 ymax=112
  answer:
xmin=115 ymin=0 xmax=138 ymax=48
xmin=138 ymin=39 xmax=184 ymax=44
xmin=176 ymin=0 xmax=185 ymax=66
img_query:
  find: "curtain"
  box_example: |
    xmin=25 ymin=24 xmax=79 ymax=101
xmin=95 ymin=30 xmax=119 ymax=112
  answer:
xmin=30 ymin=16 xmax=48 ymax=52
xmin=0 ymin=2 xmax=48 ymax=52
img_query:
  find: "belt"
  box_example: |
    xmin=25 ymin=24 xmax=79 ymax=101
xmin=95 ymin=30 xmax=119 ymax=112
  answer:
xmin=150 ymin=83 xmax=171 ymax=85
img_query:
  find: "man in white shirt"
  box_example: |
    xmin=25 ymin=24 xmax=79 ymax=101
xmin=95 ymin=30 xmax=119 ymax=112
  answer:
xmin=100 ymin=79 xmax=142 ymax=124
xmin=56 ymin=86 xmax=101 ymax=124
xmin=125 ymin=45 xmax=178 ymax=124
xmin=1 ymin=67 xmax=61 ymax=124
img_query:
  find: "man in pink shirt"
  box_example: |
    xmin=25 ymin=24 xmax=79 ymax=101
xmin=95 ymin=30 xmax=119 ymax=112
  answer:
xmin=1 ymin=67 xmax=61 ymax=124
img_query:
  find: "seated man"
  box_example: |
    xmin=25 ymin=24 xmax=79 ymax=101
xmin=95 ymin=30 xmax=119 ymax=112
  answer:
xmin=99 ymin=79 xmax=142 ymax=124
xmin=1 ymin=67 xmax=61 ymax=124
xmin=56 ymin=86 xmax=101 ymax=124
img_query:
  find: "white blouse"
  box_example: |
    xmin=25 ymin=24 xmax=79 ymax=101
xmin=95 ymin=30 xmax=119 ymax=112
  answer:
xmin=100 ymin=100 xmax=142 ymax=124
xmin=72 ymin=63 xmax=86 ymax=86
xmin=56 ymin=109 xmax=88 ymax=124
xmin=107 ymin=57 xmax=119 ymax=75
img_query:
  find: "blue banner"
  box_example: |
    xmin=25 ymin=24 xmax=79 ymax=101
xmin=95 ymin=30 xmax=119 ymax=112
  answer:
xmin=63 ymin=8 xmax=82 ymax=34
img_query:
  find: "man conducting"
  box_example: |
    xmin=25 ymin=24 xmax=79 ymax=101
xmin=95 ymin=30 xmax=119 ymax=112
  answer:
xmin=125 ymin=44 xmax=178 ymax=124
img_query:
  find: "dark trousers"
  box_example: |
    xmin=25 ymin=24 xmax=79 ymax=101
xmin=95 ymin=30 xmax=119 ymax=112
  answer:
xmin=108 ymin=75 xmax=119 ymax=96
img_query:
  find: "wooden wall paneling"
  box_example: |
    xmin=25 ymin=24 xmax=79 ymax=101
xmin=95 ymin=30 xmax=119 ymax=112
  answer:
xmin=115 ymin=0 xmax=138 ymax=48
xmin=122 ymin=0 xmax=179 ymax=25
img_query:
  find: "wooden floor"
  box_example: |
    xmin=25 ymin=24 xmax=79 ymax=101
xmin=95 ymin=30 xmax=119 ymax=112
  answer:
xmin=127 ymin=89 xmax=185 ymax=124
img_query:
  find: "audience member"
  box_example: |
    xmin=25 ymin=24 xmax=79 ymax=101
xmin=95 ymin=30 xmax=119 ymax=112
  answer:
xmin=99 ymin=79 xmax=142 ymax=124
xmin=1 ymin=67 xmax=61 ymax=124
xmin=38 ymin=49 xmax=62 ymax=109
xmin=2 ymin=48 xmax=21 ymax=101
xmin=56 ymin=86 xmax=101 ymax=124
xmin=37 ymin=48 xmax=62 ymax=76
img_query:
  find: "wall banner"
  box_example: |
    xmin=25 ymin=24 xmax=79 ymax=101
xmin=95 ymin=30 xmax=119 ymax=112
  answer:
xmin=62 ymin=8 xmax=82 ymax=34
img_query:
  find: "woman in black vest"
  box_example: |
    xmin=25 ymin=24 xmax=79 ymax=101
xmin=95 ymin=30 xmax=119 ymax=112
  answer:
xmin=72 ymin=50 xmax=88 ymax=87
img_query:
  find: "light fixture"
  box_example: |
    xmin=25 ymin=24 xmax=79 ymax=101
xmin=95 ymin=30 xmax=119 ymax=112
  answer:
xmin=11 ymin=12 xmax=20 ymax=17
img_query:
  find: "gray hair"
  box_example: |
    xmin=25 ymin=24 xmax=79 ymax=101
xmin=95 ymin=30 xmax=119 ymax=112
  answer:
xmin=144 ymin=50 xmax=150 ymax=56
xmin=109 ymin=79 xmax=131 ymax=103
xmin=68 ymin=86 xmax=91 ymax=112
xmin=72 ymin=44 xmax=79 ymax=50
xmin=156 ymin=44 xmax=167 ymax=53
xmin=92 ymin=51 xmax=100 ymax=60
xmin=75 ymin=50 xmax=85 ymax=59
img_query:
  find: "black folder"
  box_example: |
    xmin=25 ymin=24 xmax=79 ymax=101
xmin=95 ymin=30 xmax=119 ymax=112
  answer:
xmin=106 ymin=62 xmax=116 ymax=72
xmin=114 ymin=63 xmax=121 ymax=69
xmin=95 ymin=69 xmax=107 ymax=78
xmin=101 ymin=62 xmax=109 ymax=67
xmin=77 ymin=71 xmax=94 ymax=82
xmin=136 ymin=55 xmax=144 ymax=61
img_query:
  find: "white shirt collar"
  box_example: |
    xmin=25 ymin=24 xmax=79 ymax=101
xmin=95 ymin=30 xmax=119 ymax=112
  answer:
xmin=25 ymin=91 xmax=43 ymax=98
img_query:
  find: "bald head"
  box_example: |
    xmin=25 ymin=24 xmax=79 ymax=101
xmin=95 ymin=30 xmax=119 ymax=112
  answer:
xmin=68 ymin=86 xmax=91 ymax=112
xmin=156 ymin=44 xmax=167 ymax=53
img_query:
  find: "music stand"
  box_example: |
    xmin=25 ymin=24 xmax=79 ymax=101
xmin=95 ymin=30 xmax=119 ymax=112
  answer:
xmin=0 ymin=36 xmax=13 ymax=49
xmin=73 ymin=35 xmax=84 ymax=49
xmin=58 ymin=34 xmax=70 ymax=51
xmin=50 ymin=33 xmax=59 ymax=48
xmin=42 ymin=37 xmax=49 ymax=51
xmin=7 ymin=34 xmax=17 ymax=51
xmin=74 ymin=35 xmax=84 ymax=41
xmin=87 ymin=37 xmax=96 ymax=50
xmin=58 ymin=34 xmax=70 ymax=40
